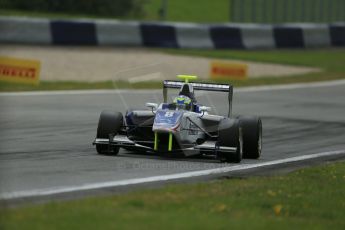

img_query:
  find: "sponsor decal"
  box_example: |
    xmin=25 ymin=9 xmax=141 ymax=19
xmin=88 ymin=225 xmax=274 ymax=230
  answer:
xmin=153 ymin=110 xmax=182 ymax=132
xmin=0 ymin=56 xmax=41 ymax=85
xmin=188 ymin=122 xmax=198 ymax=135
xmin=210 ymin=61 xmax=247 ymax=80
xmin=164 ymin=81 xmax=229 ymax=92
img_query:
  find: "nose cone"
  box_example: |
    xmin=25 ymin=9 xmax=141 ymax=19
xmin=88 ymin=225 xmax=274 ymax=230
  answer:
xmin=152 ymin=110 xmax=182 ymax=133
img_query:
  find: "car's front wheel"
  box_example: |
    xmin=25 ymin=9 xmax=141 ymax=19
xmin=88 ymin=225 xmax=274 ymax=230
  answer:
xmin=96 ymin=110 xmax=123 ymax=155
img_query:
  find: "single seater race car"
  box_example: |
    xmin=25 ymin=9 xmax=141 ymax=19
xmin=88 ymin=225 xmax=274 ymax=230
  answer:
xmin=93 ymin=75 xmax=262 ymax=163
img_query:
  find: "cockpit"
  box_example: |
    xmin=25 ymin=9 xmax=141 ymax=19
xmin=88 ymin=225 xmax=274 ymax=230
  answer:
xmin=164 ymin=82 xmax=198 ymax=111
xmin=167 ymin=102 xmax=192 ymax=111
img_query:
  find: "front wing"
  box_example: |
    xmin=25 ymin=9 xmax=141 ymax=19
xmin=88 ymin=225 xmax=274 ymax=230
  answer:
xmin=93 ymin=134 xmax=237 ymax=156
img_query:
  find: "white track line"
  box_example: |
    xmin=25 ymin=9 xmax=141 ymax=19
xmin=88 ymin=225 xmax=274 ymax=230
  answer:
xmin=1 ymin=150 xmax=344 ymax=200
xmin=1 ymin=79 xmax=345 ymax=96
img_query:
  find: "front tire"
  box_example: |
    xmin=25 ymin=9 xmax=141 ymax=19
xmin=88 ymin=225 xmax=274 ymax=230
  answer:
xmin=96 ymin=110 xmax=123 ymax=155
xmin=218 ymin=118 xmax=243 ymax=163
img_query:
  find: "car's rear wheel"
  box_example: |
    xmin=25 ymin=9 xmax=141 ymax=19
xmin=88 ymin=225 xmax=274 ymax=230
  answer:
xmin=96 ymin=110 xmax=123 ymax=155
xmin=237 ymin=116 xmax=262 ymax=159
xmin=217 ymin=118 xmax=243 ymax=163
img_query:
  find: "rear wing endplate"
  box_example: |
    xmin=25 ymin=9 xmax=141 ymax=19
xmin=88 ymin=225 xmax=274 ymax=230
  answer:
xmin=163 ymin=80 xmax=233 ymax=118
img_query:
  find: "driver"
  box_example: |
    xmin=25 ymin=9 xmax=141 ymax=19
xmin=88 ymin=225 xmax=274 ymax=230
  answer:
xmin=173 ymin=95 xmax=192 ymax=110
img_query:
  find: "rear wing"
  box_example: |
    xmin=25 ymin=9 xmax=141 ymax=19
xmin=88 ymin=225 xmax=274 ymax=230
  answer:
xmin=163 ymin=80 xmax=233 ymax=118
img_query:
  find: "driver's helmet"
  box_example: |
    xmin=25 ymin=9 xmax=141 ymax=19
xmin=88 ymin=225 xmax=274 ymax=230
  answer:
xmin=173 ymin=95 xmax=192 ymax=110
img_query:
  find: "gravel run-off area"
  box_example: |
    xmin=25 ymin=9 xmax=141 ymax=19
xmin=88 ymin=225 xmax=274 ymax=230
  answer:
xmin=0 ymin=45 xmax=320 ymax=82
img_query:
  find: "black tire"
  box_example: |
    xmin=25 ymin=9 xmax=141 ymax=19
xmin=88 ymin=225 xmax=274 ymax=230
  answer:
xmin=96 ymin=110 xmax=123 ymax=155
xmin=237 ymin=116 xmax=262 ymax=159
xmin=217 ymin=118 xmax=243 ymax=163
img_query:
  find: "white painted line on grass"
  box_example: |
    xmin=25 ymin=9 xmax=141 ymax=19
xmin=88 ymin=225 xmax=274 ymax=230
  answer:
xmin=1 ymin=149 xmax=344 ymax=200
xmin=1 ymin=79 xmax=345 ymax=97
xmin=128 ymin=72 xmax=162 ymax=83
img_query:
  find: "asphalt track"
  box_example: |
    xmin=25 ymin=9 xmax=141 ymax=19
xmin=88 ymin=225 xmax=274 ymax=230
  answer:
xmin=1 ymin=81 xmax=345 ymax=201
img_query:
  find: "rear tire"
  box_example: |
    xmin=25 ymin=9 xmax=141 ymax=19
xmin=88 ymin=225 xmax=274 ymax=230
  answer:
xmin=96 ymin=110 xmax=123 ymax=155
xmin=237 ymin=116 xmax=262 ymax=159
xmin=218 ymin=119 xmax=243 ymax=163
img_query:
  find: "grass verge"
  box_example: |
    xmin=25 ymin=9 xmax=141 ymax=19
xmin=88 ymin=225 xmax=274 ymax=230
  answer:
xmin=0 ymin=0 xmax=230 ymax=22
xmin=1 ymin=0 xmax=338 ymax=23
xmin=1 ymin=161 xmax=345 ymax=229
xmin=163 ymin=49 xmax=345 ymax=73
xmin=0 ymin=80 xmax=160 ymax=92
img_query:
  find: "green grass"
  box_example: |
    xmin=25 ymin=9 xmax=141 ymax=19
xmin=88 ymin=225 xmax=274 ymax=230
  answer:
xmin=1 ymin=0 xmax=342 ymax=23
xmin=0 ymin=80 xmax=161 ymax=92
xmin=143 ymin=0 xmax=229 ymax=22
xmin=0 ymin=9 xmax=111 ymax=20
xmin=0 ymin=0 xmax=230 ymax=22
xmin=1 ymin=161 xmax=345 ymax=229
xmin=163 ymin=49 xmax=345 ymax=73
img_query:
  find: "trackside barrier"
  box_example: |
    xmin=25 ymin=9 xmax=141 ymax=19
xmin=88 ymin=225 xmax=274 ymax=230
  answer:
xmin=0 ymin=17 xmax=344 ymax=49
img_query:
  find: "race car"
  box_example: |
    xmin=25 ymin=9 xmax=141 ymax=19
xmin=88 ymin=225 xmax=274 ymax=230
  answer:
xmin=93 ymin=75 xmax=262 ymax=163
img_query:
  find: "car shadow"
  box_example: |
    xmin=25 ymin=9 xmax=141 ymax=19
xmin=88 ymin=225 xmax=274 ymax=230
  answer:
xmin=116 ymin=149 xmax=222 ymax=164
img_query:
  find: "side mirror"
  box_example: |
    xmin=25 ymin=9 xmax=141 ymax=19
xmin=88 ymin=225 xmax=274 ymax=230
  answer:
xmin=199 ymin=106 xmax=211 ymax=112
xmin=198 ymin=106 xmax=211 ymax=117
xmin=146 ymin=102 xmax=158 ymax=111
